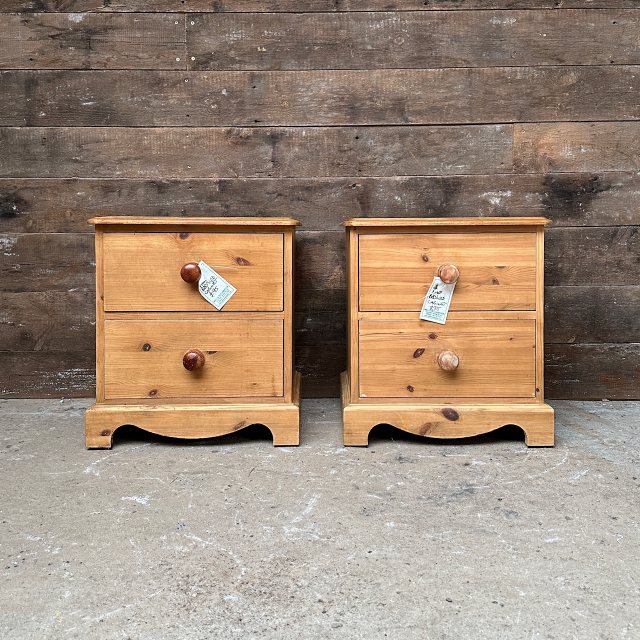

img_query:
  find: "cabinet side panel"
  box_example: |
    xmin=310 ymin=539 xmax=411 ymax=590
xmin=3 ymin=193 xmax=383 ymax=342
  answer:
xmin=536 ymin=227 xmax=545 ymax=403
xmin=283 ymin=228 xmax=294 ymax=403
xmin=348 ymin=228 xmax=359 ymax=401
xmin=95 ymin=228 xmax=105 ymax=402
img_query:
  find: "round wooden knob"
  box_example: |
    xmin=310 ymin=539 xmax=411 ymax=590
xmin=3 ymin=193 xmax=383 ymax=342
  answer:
xmin=180 ymin=262 xmax=201 ymax=284
xmin=183 ymin=349 xmax=205 ymax=371
xmin=438 ymin=263 xmax=459 ymax=284
xmin=437 ymin=350 xmax=459 ymax=371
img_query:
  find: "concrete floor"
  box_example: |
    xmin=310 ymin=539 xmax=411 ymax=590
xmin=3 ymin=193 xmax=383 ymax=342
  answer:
xmin=0 ymin=399 xmax=638 ymax=640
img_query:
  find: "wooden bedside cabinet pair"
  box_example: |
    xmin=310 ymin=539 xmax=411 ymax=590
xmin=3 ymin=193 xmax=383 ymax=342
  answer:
xmin=86 ymin=216 xmax=554 ymax=450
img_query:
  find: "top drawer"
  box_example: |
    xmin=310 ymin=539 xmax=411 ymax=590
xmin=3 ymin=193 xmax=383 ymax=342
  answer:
xmin=358 ymin=232 xmax=537 ymax=311
xmin=102 ymin=232 xmax=284 ymax=311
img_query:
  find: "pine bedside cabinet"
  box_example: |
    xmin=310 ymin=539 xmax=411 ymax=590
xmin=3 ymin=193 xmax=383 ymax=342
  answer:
xmin=85 ymin=217 xmax=300 ymax=449
xmin=341 ymin=217 xmax=554 ymax=448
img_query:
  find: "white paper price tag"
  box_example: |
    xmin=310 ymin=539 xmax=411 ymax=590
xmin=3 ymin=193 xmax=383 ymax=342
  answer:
xmin=197 ymin=260 xmax=237 ymax=310
xmin=420 ymin=276 xmax=455 ymax=324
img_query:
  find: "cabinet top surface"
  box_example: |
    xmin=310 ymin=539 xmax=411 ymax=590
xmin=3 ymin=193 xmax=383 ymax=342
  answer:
xmin=344 ymin=217 xmax=550 ymax=228
xmin=89 ymin=216 xmax=299 ymax=227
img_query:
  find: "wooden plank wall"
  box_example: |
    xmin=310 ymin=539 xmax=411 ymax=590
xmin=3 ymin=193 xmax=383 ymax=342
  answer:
xmin=1 ymin=2 xmax=639 ymax=399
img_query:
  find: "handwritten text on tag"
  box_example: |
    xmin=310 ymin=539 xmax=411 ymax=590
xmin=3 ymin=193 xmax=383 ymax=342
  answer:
xmin=420 ymin=276 xmax=455 ymax=324
xmin=197 ymin=260 xmax=237 ymax=310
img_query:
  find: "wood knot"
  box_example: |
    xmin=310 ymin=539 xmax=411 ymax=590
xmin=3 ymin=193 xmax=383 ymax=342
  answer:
xmin=428 ymin=333 xmax=438 ymax=340
xmin=441 ymin=408 xmax=460 ymax=421
xmin=421 ymin=254 xmax=429 ymax=262
xmin=235 ymin=256 xmax=251 ymax=266
xmin=413 ymin=348 xmax=425 ymax=358
xmin=406 ymin=385 xmax=415 ymax=393
xmin=142 ymin=343 xmax=151 ymax=351
xmin=100 ymin=429 xmax=111 ymax=437
xmin=491 ymin=277 xmax=500 ymax=285
xmin=148 ymin=389 xmax=158 ymax=397
xmin=233 ymin=420 xmax=247 ymax=431
xmin=419 ymin=423 xmax=433 ymax=435
xmin=179 ymin=232 xmax=190 ymax=239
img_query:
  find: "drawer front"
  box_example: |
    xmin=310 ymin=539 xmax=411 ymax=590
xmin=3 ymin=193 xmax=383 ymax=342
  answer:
xmin=358 ymin=233 xmax=537 ymax=311
xmin=359 ymin=317 xmax=536 ymax=399
xmin=104 ymin=318 xmax=283 ymax=399
xmin=103 ymin=232 xmax=283 ymax=311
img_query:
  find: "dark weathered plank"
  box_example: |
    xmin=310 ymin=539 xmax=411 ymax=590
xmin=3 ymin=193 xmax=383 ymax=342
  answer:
xmin=0 ymin=350 xmax=95 ymax=398
xmin=5 ymin=285 xmax=637 ymax=354
xmin=3 ymin=228 xmax=638 ymax=297
xmin=0 ymin=290 xmax=94 ymax=352
xmin=0 ymin=126 xmax=511 ymax=178
xmin=546 ymin=226 xmax=640 ymax=286
xmin=2 ymin=174 xmax=639 ymax=233
xmin=296 ymin=345 xmax=345 ymax=398
xmin=4 ymin=1 xmax=640 ymax=12
xmin=2 ymin=67 xmax=639 ymax=126
xmin=514 ymin=123 xmax=640 ymax=173
xmin=0 ymin=13 xmax=185 ymax=69
xmin=0 ymin=233 xmax=94 ymax=292
xmin=545 ymin=343 xmax=640 ymax=399
xmin=187 ymin=10 xmax=640 ymax=70
xmin=545 ymin=286 xmax=640 ymax=344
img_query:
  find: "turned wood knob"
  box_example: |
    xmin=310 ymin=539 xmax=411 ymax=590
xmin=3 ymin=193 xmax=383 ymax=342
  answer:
xmin=437 ymin=263 xmax=459 ymax=284
xmin=183 ymin=349 xmax=205 ymax=371
xmin=437 ymin=350 xmax=459 ymax=372
xmin=180 ymin=262 xmax=201 ymax=284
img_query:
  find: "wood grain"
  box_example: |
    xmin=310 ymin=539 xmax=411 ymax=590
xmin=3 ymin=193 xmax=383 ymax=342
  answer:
xmin=545 ymin=343 xmax=640 ymax=400
xmin=0 ymin=290 xmax=95 ymax=352
xmin=2 ymin=67 xmax=638 ymax=126
xmin=514 ymin=122 xmax=640 ymax=173
xmin=545 ymin=286 xmax=640 ymax=344
xmin=342 ymin=372 xmax=554 ymax=447
xmin=358 ymin=317 xmax=536 ymax=399
xmin=187 ymin=10 xmax=640 ymax=70
xmin=359 ymin=232 xmax=537 ymax=311
xmin=545 ymin=226 xmax=640 ymax=286
xmin=3 ymin=1 xmax=637 ymax=12
xmin=3 ymin=343 xmax=639 ymax=400
xmin=0 ymin=232 xmax=94 ymax=292
xmin=101 ymin=231 xmax=283 ymax=311
xmin=86 ymin=373 xmax=301 ymax=448
xmin=2 ymin=174 xmax=639 ymax=232
xmin=0 ymin=350 xmax=95 ymax=398
xmin=0 ymin=13 xmax=185 ymax=69
xmin=103 ymin=317 xmax=284 ymax=399
xmin=0 ymin=126 xmax=511 ymax=178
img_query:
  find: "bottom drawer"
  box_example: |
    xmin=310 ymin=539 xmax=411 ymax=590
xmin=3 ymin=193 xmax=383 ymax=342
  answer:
xmin=359 ymin=317 xmax=535 ymax=399
xmin=104 ymin=317 xmax=283 ymax=399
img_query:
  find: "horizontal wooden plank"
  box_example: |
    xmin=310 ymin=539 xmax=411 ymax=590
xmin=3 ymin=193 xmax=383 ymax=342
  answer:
xmin=0 ymin=126 xmax=511 ymax=178
xmin=545 ymin=343 xmax=640 ymax=400
xmin=0 ymin=233 xmax=94 ymax=292
xmin=545 ymin=226 xmax=640 ymax=286
xmin=2 ymin=67 xmax=639 ymax=126
xmin=545 ymin=286 xmax=640 ymax=344
xmin=1 ymin=174 xmax=638 ymax=232
xmin=3 ymin=227 xmax=638 ymax=296
xmin=9 ymin=286 xmax=636 ymax=352
xmin=296 ymin=344 xmax=345 ymax=399
xmin=0 ymin=290 xmax=95 ymax=351
xmin=2 ymin=344 xmax=638 ymax=400
xmin=0 ymin=13 xmax=185 ymax=69
xmin=0 ymin=350 xmax=95 ymax=398
xmin=514 ymin=122 xmax=640 ymax=173
xmin=187 ymin=10 xmax=640 ymax=70
xmin=3 ymin=2 xmax=639 ymax=12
